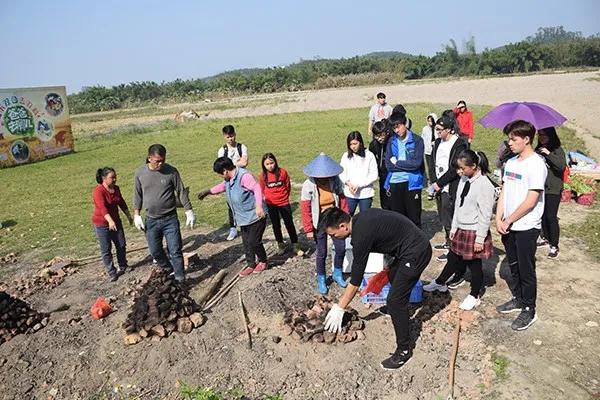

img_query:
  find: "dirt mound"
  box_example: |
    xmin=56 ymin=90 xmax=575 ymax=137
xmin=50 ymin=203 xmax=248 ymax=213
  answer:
xmin=0 ymin=291 xmax=49 ymax=345
xmin=122 ymin=268 xmax=205 ymax=344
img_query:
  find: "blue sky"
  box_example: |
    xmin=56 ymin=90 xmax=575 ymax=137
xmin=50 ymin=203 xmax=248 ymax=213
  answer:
xmin=1 ymin=0 xmax=598 ymax=93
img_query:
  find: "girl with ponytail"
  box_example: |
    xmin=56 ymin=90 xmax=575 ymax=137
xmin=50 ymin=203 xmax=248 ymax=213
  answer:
xmin=92 ymin=167 xmax=133 ymax=281
xmin=424 ymin=150 xmax=496 ymax=310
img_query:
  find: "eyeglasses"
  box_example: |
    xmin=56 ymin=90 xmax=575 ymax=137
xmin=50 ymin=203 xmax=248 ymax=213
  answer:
xmin=435 ymin=127 xmax=446 ymax=132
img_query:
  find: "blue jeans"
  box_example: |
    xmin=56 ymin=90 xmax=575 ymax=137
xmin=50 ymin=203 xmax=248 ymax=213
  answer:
xmin=94 ymin=225 xmax=127 ymax=276
xmin=145 ymin=213 xmax=185 ymax=281
xmin=346 ymin=197 xmax=373 ymax=216
xmin=315 ymin=228 xmax=345 ymax=275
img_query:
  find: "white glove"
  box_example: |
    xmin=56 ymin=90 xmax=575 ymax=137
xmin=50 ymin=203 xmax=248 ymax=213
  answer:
xmin=324 ymin=304 xmax=345 ymax=333
xmin=185 ymin=210 xmax=196 ymax=229
xmin=133 ymin=215 xmax=145 ymax=231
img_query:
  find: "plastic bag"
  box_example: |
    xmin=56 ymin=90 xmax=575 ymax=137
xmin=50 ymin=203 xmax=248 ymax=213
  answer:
xmin=90 ymin=297 xmax=113 ymax=320
xmin=360 ymin=269 xmax=389 ymax=296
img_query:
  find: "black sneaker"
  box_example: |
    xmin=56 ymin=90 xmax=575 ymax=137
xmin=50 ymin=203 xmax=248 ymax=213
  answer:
xmin=381 ymin=349 xmax=411 ymax=370
xmin=496 ymin=298 xmax=523 ymax=314
xmin=436 ymin=253 xmax=448 ymax=262
xmin=116 ymin=268 xmax=126 ymax=276
xmin=109 ymin=273 xmax=118 ymax=282
xmin=377 ymin=305 xmax=390 ymax=317
xmin=536 ymin=237 xmax=548 ymax=247
xmin=548 ymin=246 xmax=559 ymax=259
xmin=446 ymin=274 xmax=465 ymax=289
xmin=511 ymin=307 xmax=537 ymax=331
xmin=433 ymin=243 xmax=450 ymax=251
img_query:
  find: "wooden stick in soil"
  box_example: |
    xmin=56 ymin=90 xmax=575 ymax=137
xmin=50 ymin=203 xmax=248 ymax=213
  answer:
xmin=238 ymin=291 xmax=252 ymax=349
xmin=196 ymin=269 xmax=228 ymax=307
xmin=448 ymin=311 xmax=462 ymax=400
xmin=202 ymin=264 xmax=246 ymax=311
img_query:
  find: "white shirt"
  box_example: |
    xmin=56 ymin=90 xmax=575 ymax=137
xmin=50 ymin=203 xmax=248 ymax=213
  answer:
xmin=435 ymin=135 xmax=458 ymax=193
xmin=368 ymin=103 xmax=393 ymax=123
xmin=502 ymin=153 xmax=547 ymax=231
xmin=421 ymin=125 xmax=436 ymax=155
xmin=217 ymin=143 xmax=248 ymax=164
xmin=339 ymin=150 xmax=378 ymax=199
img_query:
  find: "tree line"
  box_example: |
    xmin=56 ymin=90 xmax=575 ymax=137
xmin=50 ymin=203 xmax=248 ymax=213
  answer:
xmin=68 ymin=26 xmax=600 ymax=114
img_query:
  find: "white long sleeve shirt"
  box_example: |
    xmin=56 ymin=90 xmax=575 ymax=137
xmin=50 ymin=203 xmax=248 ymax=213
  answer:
xmin=339 ymin=150 xmax=378 ymax=199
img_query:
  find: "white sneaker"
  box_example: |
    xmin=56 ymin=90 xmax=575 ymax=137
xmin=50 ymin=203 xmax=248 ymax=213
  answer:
xmin=459 ymin=295 xmax=481 ymax=310
xmin=423 ymin=281 xmax=448 ymax=293
xmin=226 ymin=228 xmax=238 ymax=241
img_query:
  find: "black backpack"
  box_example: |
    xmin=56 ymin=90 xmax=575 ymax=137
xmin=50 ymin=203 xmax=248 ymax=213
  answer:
xmin=222 ymin=143 xmax=243 ymax=159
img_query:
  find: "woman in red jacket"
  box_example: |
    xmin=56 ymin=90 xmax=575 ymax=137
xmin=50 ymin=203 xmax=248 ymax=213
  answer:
xmin=259 ymin=153 xmax=301 ymax=256
xmin=92 ymin=167 xmax=133 ymax=281
xmin=454 ymin=100 xmax=474 ymax=144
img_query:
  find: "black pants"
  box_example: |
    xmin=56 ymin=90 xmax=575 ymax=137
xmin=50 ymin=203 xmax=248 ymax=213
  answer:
xmin=425 ymin=154 xmax=435 ymax=185
xmin=227 ymin=204 xmax=236 ymax=228
xmin=541 ymin=193 xmax=561 ymax=248
xmin=389 ymin=182 xmax=422 ymax=228
xmin=436 ymin=250 xmax=482 ymax=297
xmin=267 ymin=204 xmax=298 ymax=244
xmin=240 ymin=218 xmax=267 ymax=267
xmin=378 ymin=177 xmax=391 ymax=210
xmin=435 ymin=192 xmax=453 ymax=241
xmin=386 ymin=244 xmax=432 ymax=351
xmin=502 ymin=228 xmax=539 ymax=309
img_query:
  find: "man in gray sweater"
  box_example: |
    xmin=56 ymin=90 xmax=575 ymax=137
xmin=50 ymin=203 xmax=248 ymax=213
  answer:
xmin=133 ymin=144 xmax=195 ymax=282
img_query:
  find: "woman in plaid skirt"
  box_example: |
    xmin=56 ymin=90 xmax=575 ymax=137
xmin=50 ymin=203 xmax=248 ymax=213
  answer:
xmin=423 ymin=150 xmax=496 ymax=310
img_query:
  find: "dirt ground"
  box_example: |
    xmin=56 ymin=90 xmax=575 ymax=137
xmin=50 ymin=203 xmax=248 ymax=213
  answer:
xmin=1 ymin=200 xmax=599 ymax=400
xmin=2 ymin=72 xmax=600 ymax=399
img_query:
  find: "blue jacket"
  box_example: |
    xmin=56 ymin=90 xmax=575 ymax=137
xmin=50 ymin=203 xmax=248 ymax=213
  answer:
xmin=383 ymin=131 xmax=425 ymax=191
xmin=225 ymin=168 xmax=266 ymax=227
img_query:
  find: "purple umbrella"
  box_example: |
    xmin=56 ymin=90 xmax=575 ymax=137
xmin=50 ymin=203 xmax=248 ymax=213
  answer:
xmin=479 ymin=102 xmax=567 ymax=130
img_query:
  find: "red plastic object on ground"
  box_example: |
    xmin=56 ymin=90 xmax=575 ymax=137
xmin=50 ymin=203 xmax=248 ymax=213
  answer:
xmin=90 ymin=297 xmax=113 ymax=320
xmin=360 ymin=269 xmax=389 ymax=296
xmin=576 ymin=192 xmax=595 ymax=206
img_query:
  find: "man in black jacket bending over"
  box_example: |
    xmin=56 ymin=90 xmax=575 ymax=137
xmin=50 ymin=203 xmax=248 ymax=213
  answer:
xmin=320 ymin=207 xmax=432 ymax=369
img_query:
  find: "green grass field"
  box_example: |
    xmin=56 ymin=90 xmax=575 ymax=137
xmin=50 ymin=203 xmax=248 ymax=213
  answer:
xmin=0 ymin=104 xmax=587 ymax=264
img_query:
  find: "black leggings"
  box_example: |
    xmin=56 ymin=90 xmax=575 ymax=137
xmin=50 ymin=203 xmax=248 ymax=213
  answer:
xmin=267 ymin=204 xmax=298 ymax=244
xmin=541 ymin=193 xmax=561 ymax=248
xmin=435 ymin=250 xmax=483 ymax=297
xmin=240 ymin=218 xmax=267 ymax=267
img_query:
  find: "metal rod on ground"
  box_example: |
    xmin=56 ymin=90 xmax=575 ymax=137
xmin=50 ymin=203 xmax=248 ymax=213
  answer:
xmin=238 ymin=291 xmax=252 ymax=349
xmin=448 ymin=310 xmax=462 ymax=400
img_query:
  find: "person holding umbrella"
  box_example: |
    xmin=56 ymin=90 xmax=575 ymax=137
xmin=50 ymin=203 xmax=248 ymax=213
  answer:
xmin=535 ymin=127 xmax=566 ymax=259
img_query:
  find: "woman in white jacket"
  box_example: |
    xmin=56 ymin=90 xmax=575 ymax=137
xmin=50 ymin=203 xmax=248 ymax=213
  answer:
xmin=339 ymin=131 xmax=378 ymax=215
xmin=421 ymin=113 xmax=438 ymax=188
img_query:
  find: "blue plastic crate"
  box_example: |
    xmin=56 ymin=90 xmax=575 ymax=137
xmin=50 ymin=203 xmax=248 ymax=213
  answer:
xmin=360 ymin=273 xmax=391 ymax=304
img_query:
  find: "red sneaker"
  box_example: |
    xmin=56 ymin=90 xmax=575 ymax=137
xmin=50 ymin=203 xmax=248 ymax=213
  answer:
xmin=253 ymin=262 xmax=268 ymax=273
xmin=239 ymin=267 xmax=255 ymax=276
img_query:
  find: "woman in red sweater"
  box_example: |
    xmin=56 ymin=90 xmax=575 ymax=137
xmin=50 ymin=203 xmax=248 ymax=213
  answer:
xmin=259 ymin=153 xmax=301 ymax=256
xmin=92 ymin=167 xmax=133 ymax=281
xmin=454 ymin=100 xmax=474 ymax=144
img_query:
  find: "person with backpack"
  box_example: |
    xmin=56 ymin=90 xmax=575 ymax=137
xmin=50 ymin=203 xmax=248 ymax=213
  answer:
xmin=496 ymin=120 xmax=547 ymax=331
xmin=423 ymin=150 xmax=495 ymax=310
xmin=535 ymin=127 xmax=566 ymax=259
xmin=217 ymin=125 xmax=248 ymax=241
xmin=368 ymin=92 xmax=393 ymax=135
xmin=368 ymin=120 xmax=391 ymax=210
xmin=430 ymin=115 xmax=468 ymax=263
xmin=259 ymin=153 xmax=302 ymax=256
